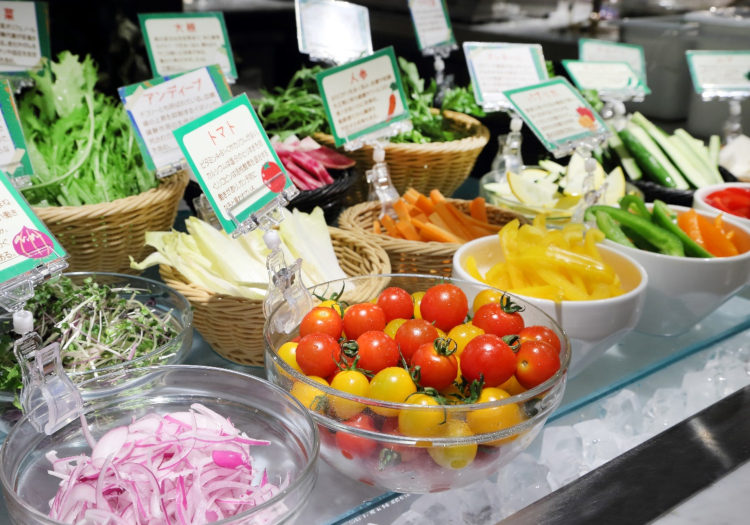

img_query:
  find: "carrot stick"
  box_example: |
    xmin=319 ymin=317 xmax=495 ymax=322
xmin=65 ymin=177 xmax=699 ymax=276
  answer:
xmin=412 ymin=212 xmax=428 ymax=224
xmin=462 ymin=214 xmax=503 ymax=232
xmin=373 ymin=220 xmax=382 ymax=234
xmin=396 ymin=221 xmax=423 ymax=241
xmin=380 ymin=215 xmax=400 ymax=237
xmin=435 ymin=202 xmax=474 ymax=240
xmin=415 ymin=194 xmax=435 ymax=215
xmin=393 ymin=200 xmax=412 ymax=223
xmin=429 ymin=212 xmax=452 ymax=233
xmin=470 ymin=197 xmax=488 ymax=222
xmin=446 ymin=202 xmax=485 ymax=240
xmin=417 ymin=221 xmax=464 ymax=244
xmin=403 ymin=192 xmax=418 ymax=205
xmin=430 ymin=189 xmax=446 ymax=205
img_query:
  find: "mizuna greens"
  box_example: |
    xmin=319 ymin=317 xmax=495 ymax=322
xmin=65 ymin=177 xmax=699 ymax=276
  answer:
xmin=0 ymin=276 xmax=179 ymax=406
xmin=253 ymin=59 xmax=484 ymax=144
xmin=18 ymin=52 xmax=157 ymax=206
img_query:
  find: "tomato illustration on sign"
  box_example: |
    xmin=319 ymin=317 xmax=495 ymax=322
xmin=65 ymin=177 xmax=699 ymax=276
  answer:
xmin=576 ymin=107 xmax=597 ymax=131
xmin=13 ymin=226 xmax=54 ymax=259
xmin=261 ymin=161 xmax=285 ymax=193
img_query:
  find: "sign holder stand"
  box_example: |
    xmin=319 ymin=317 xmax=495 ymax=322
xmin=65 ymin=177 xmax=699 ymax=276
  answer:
xmin=423 ymin=44 xmax=458 ymax=104
xmin=0 ymin=253 xmax=83 ymax=436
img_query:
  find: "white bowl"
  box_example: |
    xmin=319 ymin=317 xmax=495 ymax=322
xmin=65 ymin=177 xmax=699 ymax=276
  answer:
xmin=604 ymin=204 xmax=750 ymax=337
xmin=452 ymin=237 xmax=648 ymax=377
xmin=693 ymin=182 xmax=750 ymax=230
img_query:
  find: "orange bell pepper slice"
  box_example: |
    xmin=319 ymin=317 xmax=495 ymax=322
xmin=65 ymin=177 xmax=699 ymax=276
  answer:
xmin=677 ymin=209 xmax=705 ymax=246
xmin=696 ymin=213 xmax=739 ymax=257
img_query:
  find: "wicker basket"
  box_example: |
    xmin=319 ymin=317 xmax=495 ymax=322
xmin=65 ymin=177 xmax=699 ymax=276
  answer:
xmin=34 ymin=171 xmax=189 ymax=274
xmin=159 ymin=227 xmax=391 ymax=366
xmin=338 ymin=199 xmax=527 ymax=277
xmin=315 ymin=110 xmax=490 ymax=204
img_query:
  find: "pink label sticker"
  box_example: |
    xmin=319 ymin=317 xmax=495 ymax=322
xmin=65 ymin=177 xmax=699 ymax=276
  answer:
xmin=13 ymin=226 xmax=54 ymax=259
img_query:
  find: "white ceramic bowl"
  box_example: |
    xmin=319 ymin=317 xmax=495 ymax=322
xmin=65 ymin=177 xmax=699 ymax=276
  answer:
xmin=603 ymin=204 xmax=750 ymax=337
xmin=693 ymin=182 xmax=750 ymax=230
xmin=452 ymin=237 xmax=648 ymax=377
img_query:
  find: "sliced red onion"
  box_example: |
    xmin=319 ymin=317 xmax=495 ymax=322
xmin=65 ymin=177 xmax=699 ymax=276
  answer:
xmin=47 ymin=404 xmax=285 ymax=524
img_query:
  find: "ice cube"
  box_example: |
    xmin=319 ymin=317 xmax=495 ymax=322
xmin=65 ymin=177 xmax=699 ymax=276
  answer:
xmin=410 ymin=493 xmax=463 ymax=525
xmin=718 ymin=366 xmax=750 ymax=396
xmin=496 ymin=453 xmax=553 ymax=517
xmin=540 ymin=426 xmax=584 ymax=486
xmin=573 ymin=419 xmax=620 ymax=468
xmin=600 ymin=389 xmax=642 ymax=437
xmin=682 ymin=370 xmax=720 ymax=416
xmin=642 ymin=388 xmax=686 ymax=434
xmin=457 ymin=480 xmax=500 ymax=525
xmin=392 ymin=510 xmax=433 ymax=525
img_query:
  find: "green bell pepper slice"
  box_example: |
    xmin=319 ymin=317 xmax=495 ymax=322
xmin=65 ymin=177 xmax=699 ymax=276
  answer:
xmin=651 ymin=200 xmax=714 ymax=258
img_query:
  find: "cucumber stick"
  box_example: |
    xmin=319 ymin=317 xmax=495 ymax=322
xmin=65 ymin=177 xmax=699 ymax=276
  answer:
xmin=620 ymin=124 xmax=687 ymax=189
xmin=630 ymin=113 xmax=694 ymax=189
xmin=674 ymin=129 xmax=722 ymax=185
xmin=607 ymin=128 xmax=642 ymax=180
xmin=669 ymin=135 xmax=713 ymax=188
xmin=709 ymin=135 xmax=721 ymax=171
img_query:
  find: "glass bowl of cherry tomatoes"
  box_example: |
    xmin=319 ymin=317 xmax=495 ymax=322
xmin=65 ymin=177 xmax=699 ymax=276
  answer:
xmin=264 ymin=274 xmax=571 ymax=494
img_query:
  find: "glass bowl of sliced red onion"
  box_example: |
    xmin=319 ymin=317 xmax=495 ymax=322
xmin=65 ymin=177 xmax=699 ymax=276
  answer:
xmin=0 ymin=365 xmax=319 ymax=525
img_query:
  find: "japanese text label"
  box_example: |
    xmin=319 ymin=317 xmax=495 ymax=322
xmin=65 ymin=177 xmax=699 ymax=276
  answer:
xmin=686 ymin=51 xmax=750 ymax=95
xmin=173 ymin=94 xmax=292 ymax=234
xmin=0 ymin=1 xmax=50 ymax=75
xmin=119 ymin=65 xmax=233 ymax=172
xmin=316 ymin=46 xmax=409 ymax=147
xmin=504 ymin=77 xmax=608 ymax=155
xmin=463 ymin=42 xmax=548 ymax=109
xmin=579 ymin=39 xmax=646 ymax=79
xmin=139 ymin=12 xmax=237 ymax=81
xmin=562 ymin=60 xmax=650 ymax=95
xmin=296 ymin=0 xmax=372 ymax=63
xmin=409 ymin=0 xmax=455 ymax=51
xmin=0 ymin=172 xmax=65 ymax=284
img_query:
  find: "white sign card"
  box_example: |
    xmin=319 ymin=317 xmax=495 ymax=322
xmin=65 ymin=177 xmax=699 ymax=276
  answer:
xmin=0 ymin=1 xmax=49 ymax=75
xmin=409 ymin=0 xmax=455 ymax=51
xmin=579 ymin=39 xmax=646 ymax=79
xmin=463 ymin=42 xmax=549 ymax=110
xmin=296 ymin=0 xmax=372 ymax=63
xmin=686 ymin=51 xmax=750 ymax=95
xmin=562 ymin=60 xmax=650 ymax=95
xmin=173 ymin=94 xmax=293 ymax=234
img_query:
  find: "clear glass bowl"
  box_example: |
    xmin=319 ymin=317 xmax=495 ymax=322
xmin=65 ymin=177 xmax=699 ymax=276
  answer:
xmin=0 ymin=272 xmax=194 ymax=433
xmin=264 ymin=275 xmax=571 ymax=494
xmin=0 ymin=365 xmax=319 ymax=525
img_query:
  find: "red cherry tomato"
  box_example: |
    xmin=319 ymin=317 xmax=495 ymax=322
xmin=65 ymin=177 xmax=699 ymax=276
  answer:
xmin=410 ymin=339 xmax=459 ymax=391
xmin=472 ymin=303 xmax=525 ymax=338
xmin=519 ymin=325 xmax=562 ymax=354
xmin=355 ymin=331 xmax=400 ymax=374
xmin=515 ymin=341 xmax=561 ymax=389
xmin=394 ymin=319 xmax=439 ymax=364
xmin=460 ymin=334 xmax=517 ymax=388
xmin=291 ymin=336 xmax=301 ymax=343
xmin=343 ymin=303 xmax=387 ymax=341
xmin=377 ymin=287 xmax=414 ymax=323
xmin=335 ymin=413 xmax=378 ymax=460
xmin=419 ymin=284 xmax=469 ymax=332
xmin=300 ymin=307 xmax=344 ymax=340
xmin=296 ymin=333 xmax=340 ymax=378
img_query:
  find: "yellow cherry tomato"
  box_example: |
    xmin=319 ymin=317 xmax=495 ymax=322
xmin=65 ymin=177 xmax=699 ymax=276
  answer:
xmin=428 ymin=419 xmax=477 ymax=470
xmin=278 ymin=342 xmax=302 ymax=373
xmin=329 ymin=370 xmax=369 ymax=420
xmin=436 ymin=327 xmax=447 ymax=338
xmin=369 ymin=367 xmax=417 ymax=417
xmin=398 ymin=394 xmax=445 ymax=438
xmin=318 ymin=300 xmax=344 ymax=317
xmin=412 ymin=291 xmax=426 ymax=319
xmin=384 ymin=318 xmax=408 ymax=339
xmin=473 ymin=289 xmax=506 ymax=313
xmin=291 ymin=376 xmax=328 ymax=411
xmin=499 ymin=375 xmax=527 ymax=397
xmin=466 ymin=387 xmax=524 ymax=446
xmin=447 ymin=324 xmax=485 ymax=356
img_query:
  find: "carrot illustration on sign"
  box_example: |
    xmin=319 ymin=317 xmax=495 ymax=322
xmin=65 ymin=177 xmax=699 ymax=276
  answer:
xmin=576 ymin=107 xmax=597 ymax=131
xmin=386 ymin=82 xmax=398 ymax=121
xmin=261 ymin=161 xmax=285 ymax=193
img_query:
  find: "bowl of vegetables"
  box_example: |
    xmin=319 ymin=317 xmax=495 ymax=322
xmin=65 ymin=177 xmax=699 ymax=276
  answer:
xmin=693 ymin=182 xmax=750 ymax=229
xmin=0 ymin=273 xmax=193 ymax=432
xmin=586 ymin=199 xmax=750 ymax=336
xmin=452 ymin=217 xmax=648 ymax=376
xmin=264 ymin=275 xmax=570 ymax=493
xmin=19 ymin=52 xmax=188 ymax=273
xmin=0 ymin=365 xmax=318 ymax=525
